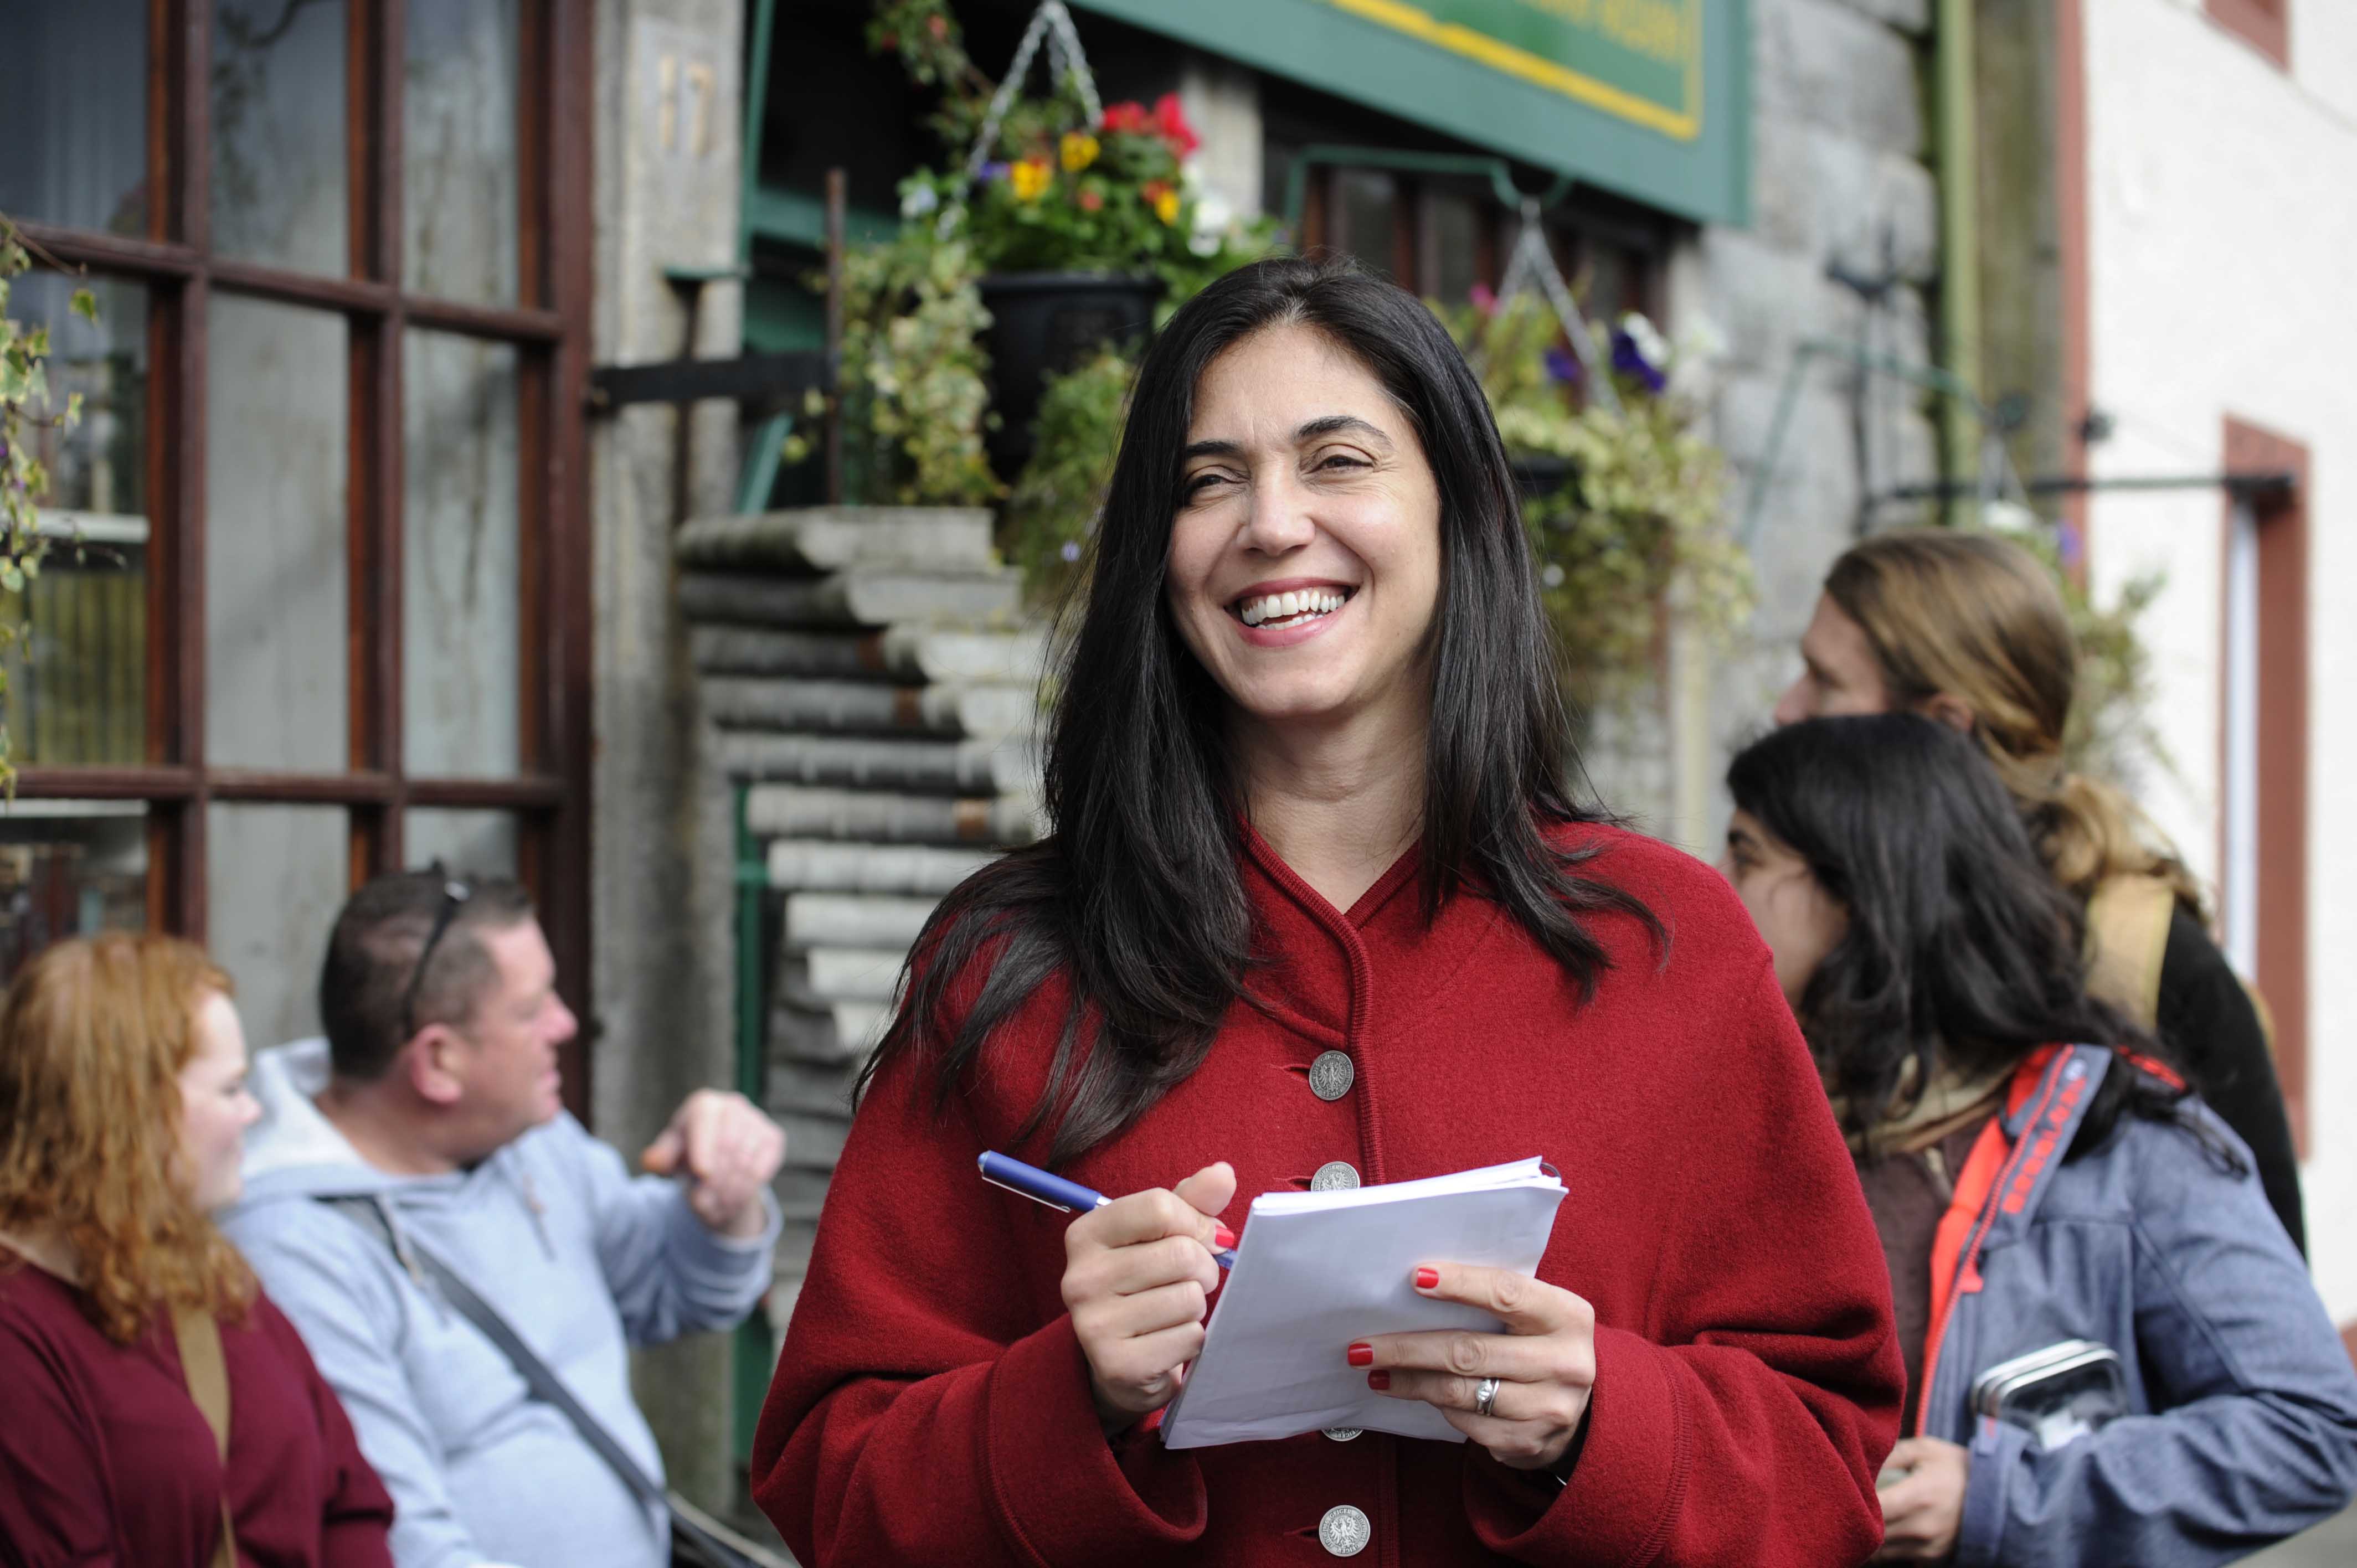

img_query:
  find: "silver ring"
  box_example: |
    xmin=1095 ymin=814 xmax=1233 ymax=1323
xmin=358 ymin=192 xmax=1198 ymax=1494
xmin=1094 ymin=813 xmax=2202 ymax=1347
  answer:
xmin=1474 ymin=1376 xmax=1501 ymax=1418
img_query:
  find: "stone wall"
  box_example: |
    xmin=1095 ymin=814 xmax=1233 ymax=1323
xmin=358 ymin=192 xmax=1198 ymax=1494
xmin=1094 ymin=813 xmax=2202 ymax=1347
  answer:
xmin=1589 ymin=0 xmax=1944 ymax=845
xmin=588 ymin=0 xmax=749 ymax=1519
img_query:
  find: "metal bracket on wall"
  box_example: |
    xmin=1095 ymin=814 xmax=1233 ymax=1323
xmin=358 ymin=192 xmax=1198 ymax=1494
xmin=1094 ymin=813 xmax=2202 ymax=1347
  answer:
xmin=1738 ymin=336 xmax=1998 ymax=551
xmin=1740 ymin=336 xmax=2302 ymax=551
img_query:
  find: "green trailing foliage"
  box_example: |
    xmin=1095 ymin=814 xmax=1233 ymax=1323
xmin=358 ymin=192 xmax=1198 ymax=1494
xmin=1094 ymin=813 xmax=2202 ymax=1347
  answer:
xmin=999 ymin=345 xmax=1131 ymax=606
xmin=790 ymin=227 xmax=1001 ymax=508
xmin=0 ymin=215 xmax=99 ymax=788
xmin=1432 ymin=290 xmax=1752 ymax=705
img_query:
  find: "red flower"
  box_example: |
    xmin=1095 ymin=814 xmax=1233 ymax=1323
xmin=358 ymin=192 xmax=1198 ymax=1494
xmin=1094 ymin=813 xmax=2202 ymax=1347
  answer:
xmin=1077 ymin=187 xmax=1104 ymax=212
xmin=1100 ymin=100 xmax=1150 ymax=135
xmin=1151 ymin=92 xmax=1199 ymax=155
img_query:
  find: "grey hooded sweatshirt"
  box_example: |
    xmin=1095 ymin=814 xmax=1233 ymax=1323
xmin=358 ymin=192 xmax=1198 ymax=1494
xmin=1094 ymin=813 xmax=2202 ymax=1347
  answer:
xmin=220 ymin=1039 xmax=780 ymax=1568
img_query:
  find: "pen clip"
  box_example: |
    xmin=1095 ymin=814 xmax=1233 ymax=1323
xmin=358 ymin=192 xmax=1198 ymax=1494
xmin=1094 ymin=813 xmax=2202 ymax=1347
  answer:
xmin=980 ymin=1171 xmax=1074 ymax=1213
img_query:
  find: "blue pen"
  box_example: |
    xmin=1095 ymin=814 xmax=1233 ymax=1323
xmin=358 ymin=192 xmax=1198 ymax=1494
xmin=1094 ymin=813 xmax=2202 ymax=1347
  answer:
xmin=977 ymin=1151 xmax=1237 ymax=1268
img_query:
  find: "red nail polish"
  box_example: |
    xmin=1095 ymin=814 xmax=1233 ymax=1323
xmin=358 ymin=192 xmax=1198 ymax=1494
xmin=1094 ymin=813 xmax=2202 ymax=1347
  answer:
xmin=1367 ymin=1370 xmax=1391 ymax=1391
xmin=1414 ymin=1267 xmax=1439 ymax=1290
xmin=1213 ymin=1225 xmax=1237 ymax=1250
xmin=1346 ymin=1342 xmax=1373 ymax=1367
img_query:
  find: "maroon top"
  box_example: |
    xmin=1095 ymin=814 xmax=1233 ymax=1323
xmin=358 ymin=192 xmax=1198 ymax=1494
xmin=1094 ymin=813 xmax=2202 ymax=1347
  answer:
xmin=0 ymin=1248 xmax=394 ymax=1568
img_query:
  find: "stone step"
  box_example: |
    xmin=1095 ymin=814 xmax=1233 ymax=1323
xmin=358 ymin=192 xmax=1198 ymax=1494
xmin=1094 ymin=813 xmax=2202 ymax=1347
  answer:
xmin=677 ymin=506 xmax=996 ymax=575
xmin=748 ymin=784 xmax=1040 ymax=846
xmin=774 ymin=1110 xmax=853 ymax=1172
xmin=704 ymin=675 xmax=1036 ymax=743
xmin=765 ymin=839 xmax=995 ymax=895
xmin=714 ymin=731 xmax=1037 ymax=795
xmin=772 ymin=1165 xmax=839 ymax=1219
xmin=769 ymin=1056 xmax=862 ymax=1122
xmin=681 ymin=570 xmax=1020 ymax=630
xmin=781 ymin=892 xmax=939 ymax=953
xmin=692 ymin=624 xmax=1048 ymax=686
xmin=785 ymin=945 xmax=909 ymax=1003
xmin=769 ymin=995 xmax=893 ymax=1065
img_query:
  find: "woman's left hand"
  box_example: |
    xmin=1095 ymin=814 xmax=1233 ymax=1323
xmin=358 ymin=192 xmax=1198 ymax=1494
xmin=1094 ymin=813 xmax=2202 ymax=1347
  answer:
xmin=1872 ymin=1436 xmax=1968 ymax=1560
xmin=1355 ymin=1263 xmax=1596 ymax=1472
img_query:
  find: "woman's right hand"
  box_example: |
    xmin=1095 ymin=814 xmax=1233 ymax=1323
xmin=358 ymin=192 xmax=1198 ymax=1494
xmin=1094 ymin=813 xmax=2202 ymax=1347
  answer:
xmin=1060 ymin=1160 xmax=1238 ymax=1433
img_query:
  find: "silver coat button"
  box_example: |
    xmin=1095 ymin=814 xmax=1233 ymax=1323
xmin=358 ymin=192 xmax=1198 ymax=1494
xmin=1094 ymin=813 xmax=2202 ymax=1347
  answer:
xmin=1318 ymin=1504 xmax=1371 ymax=1557
xmin=1308 ymin=1050 xmax=1355 ymax=1101
xmin=1311 ymin=1160 xmax=1360 ymax=1191
xmin=1321 ymin=1426 xmax=1363 ymax=1442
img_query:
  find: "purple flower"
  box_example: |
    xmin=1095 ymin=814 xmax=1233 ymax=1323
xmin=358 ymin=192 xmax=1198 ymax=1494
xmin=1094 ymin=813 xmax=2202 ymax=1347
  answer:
xmin=1543 ymin=347 xmax=1583 ymax=385
xmin=1059 ymin=540 xmax=1082 ymax=563
xmin=981 ymin=161 xmax=1011 ymax=183
xmin=1610 ymin=328 xmax=1667 ymax=393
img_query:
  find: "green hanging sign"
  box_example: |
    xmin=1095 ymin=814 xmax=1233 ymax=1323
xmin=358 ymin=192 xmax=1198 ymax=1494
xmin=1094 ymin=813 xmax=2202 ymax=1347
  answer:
xmin=1072 ymin=0 xmax=1748 ymax=226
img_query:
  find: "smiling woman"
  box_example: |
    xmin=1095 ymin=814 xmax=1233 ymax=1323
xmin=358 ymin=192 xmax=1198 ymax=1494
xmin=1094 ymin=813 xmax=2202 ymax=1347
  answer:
xmin=754 ymin=257 xmax=1906 ymax=1567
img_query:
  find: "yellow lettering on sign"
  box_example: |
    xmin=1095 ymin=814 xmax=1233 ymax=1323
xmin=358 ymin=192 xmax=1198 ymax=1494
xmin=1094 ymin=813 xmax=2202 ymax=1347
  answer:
xmin=1331 ymin=0 xmax=1703 ymax=140
xmin=1601 ymin=0 xmax=1685 ymax=62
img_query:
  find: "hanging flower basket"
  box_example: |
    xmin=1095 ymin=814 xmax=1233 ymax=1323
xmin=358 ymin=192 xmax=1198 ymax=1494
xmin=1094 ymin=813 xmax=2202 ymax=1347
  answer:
xmin=976 ymin=269 xmax=1160 ymax=472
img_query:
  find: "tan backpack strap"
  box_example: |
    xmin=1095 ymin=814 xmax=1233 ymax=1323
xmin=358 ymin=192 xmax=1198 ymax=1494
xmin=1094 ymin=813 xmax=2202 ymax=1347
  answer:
xmin=172 ymin=1306 xmax=238 ymax=1568
xmin=2084 ymin=874 xmax=2176 ymax=1031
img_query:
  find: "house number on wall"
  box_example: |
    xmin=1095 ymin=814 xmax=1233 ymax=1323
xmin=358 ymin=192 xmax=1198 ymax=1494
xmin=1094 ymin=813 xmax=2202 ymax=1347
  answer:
xmin=656 ymin=54 xmax=718 ymax=157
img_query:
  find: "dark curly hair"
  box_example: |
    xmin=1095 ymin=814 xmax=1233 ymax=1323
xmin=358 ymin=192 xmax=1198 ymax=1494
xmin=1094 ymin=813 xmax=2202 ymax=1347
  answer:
xmin=1727 ymin=714 xmax=2236 ymax=1168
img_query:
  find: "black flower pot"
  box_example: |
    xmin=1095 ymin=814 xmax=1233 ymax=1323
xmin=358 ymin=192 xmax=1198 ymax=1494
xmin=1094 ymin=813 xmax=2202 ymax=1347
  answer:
xmin=978 ymin=271 xmax=1162 ymax=477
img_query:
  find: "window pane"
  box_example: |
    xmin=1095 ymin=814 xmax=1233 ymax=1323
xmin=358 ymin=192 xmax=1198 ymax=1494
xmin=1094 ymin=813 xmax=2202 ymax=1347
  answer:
xmin=404 ymin=333 xmax=520 ymax=777
xmin=207 ymin=803 xmax=345 ymax=1049
xmin=0 ymin=0 xmax=148 ymax=236
xmin=1427 ymin=191 xmax=1482 ymax=305
xmin=1335 ymin=170 xmax=1398 ymax=281
xmin=4 ymin=275 xmax=150 ymax=766
xmin=12 ymin=273 xmax=149 ymax=518
xmin=212 ymin=0 xmax=349 ymax=275
xmin=0 ymin=802 xmax=146 ymax=986
xmin=207 ymin=297 xmax=348 ymax=771
xmin=406 ymin=809 xmax=519 ymax=879
xmin=405 ymin=0 xmax=521 ymax=306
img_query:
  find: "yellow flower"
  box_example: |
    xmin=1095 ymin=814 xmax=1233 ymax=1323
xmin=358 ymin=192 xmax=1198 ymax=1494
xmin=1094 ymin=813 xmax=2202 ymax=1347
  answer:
xmin=1059 ymin=131 xmax=1099 ymax=173
xmin=1152 ymin=187 xmax=1181 ymax=225
xmin=1010 ymin=159 xmax=1052 ymax=202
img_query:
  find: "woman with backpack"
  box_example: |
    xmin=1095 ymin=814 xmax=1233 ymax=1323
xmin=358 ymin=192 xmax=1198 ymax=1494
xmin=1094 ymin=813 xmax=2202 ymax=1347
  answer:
xmin=1773 ymin=528 xmax=2305 ymax=1254
xmin=1721 ymin=714 xmax=2357 ymax=1565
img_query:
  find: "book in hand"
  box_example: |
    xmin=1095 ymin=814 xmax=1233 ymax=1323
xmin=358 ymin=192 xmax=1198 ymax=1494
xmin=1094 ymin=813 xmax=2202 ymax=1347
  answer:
xmin=1158 ymin=1158 xmax=1567 ymax=1449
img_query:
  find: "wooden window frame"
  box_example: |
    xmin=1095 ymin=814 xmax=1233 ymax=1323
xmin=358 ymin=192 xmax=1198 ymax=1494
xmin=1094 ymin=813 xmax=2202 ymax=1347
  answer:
xmin=2216 ymin=417 xmax=2309 ymax=1154
xmin=14 ymin=0 xmax=598 ymax=1112
xmin=2206 ymin=0 xmax=2289 ymax=72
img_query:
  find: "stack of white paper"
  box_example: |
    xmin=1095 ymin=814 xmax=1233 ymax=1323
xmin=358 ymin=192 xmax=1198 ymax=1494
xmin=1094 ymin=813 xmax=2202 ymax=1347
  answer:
xmin=1159 ymin=1158 xmax=1567 ymax=1449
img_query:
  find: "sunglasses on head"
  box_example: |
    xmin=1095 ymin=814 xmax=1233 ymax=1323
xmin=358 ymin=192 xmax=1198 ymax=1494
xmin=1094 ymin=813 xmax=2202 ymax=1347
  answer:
xmin=401 ymin=872 xmax=474 ymax=1039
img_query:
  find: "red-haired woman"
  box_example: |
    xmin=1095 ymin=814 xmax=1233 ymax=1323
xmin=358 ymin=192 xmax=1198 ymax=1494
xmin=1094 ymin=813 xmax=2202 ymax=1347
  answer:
xmin=0 ymin=934 xmax=393 ymax=1567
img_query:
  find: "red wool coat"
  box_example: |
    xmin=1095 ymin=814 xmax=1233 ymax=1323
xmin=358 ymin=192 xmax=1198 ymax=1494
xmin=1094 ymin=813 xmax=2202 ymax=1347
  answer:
xmin=755 ymin=824 xmax=1903 ymax=1566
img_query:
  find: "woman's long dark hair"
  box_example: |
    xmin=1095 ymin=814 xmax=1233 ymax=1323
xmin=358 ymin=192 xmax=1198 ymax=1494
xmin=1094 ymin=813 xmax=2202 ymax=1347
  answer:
xmin=1726 ymin=714 xmax=2234 ymax=1167
xmin=862 ymin=256 xmax=1658 ymax=1163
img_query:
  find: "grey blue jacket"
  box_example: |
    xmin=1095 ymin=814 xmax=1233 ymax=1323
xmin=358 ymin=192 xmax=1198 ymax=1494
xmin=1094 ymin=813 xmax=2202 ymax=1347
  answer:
xmin=219 ymin=1039 xmax=780 ymax=1568
xmin=1918 ymin=1044 xmax=2357 ymax=1566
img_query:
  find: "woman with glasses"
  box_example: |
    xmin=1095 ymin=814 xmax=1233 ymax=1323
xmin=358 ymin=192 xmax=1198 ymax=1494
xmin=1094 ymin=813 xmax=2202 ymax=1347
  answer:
xmin=1773 ymin=528 xmax=2305 ymax=1255
xmin=0 ymin=934 xmax=394 ymax=1567
xmin=1720 ymin=715 xmax=2357 ymax=1565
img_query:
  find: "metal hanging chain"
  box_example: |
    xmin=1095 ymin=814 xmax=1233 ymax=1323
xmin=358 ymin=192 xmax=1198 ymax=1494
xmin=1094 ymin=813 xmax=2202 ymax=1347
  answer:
xmin=940 ymin=1 xmax=1104 ymax=238
xmin=1493 ymin=198 xmax=1621 ymax=416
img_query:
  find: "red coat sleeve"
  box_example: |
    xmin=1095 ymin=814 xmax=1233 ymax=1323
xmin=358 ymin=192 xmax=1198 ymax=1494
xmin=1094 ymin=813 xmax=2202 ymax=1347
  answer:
xmin=1462 ymin=953 xmax=1903 ymax=1566
xmin=751 ymin=1045 xmax=1207 ymax=1567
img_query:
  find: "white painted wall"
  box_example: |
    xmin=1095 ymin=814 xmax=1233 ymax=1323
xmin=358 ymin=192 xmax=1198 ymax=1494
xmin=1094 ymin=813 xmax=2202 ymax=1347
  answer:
xmin=2082 ymin=0 xmax=2357 ymax=1319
